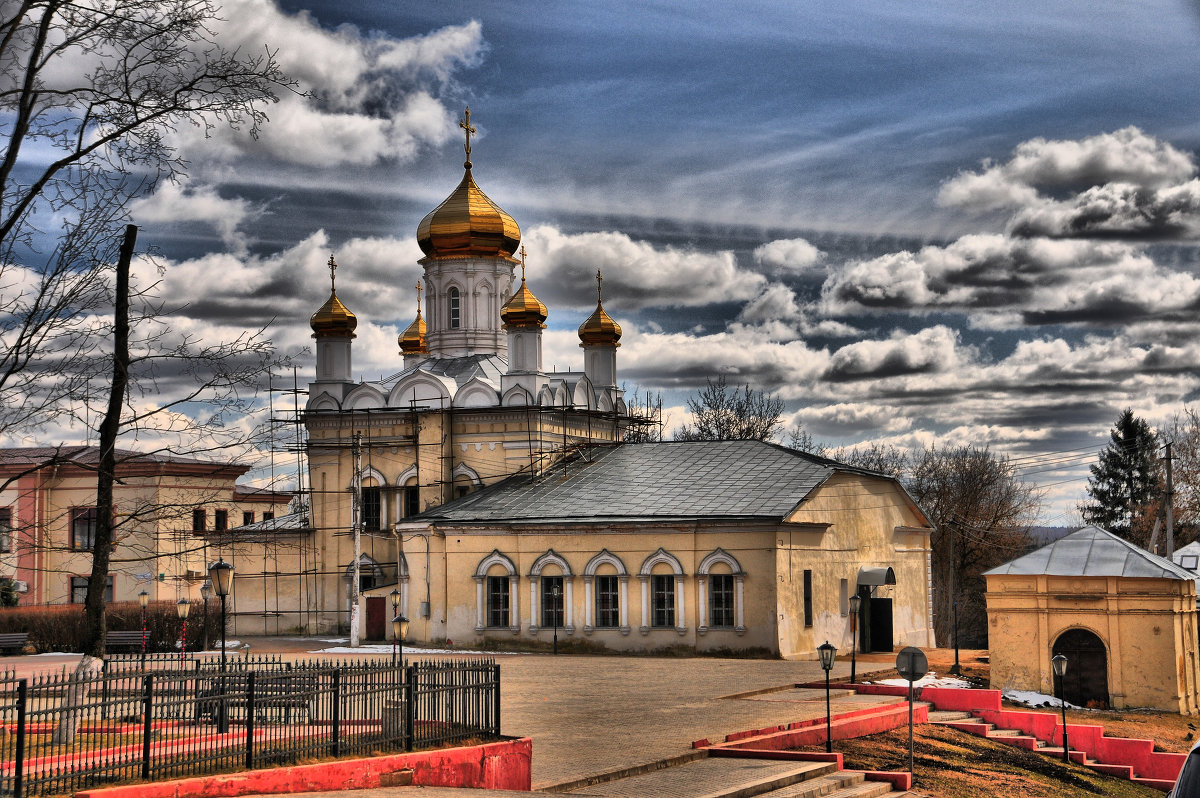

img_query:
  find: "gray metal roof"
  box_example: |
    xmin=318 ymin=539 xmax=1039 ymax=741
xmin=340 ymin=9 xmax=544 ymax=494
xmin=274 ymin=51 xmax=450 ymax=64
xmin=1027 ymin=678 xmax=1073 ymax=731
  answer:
xmin=381 ymin=354 xmax=506 ymax=388
xmin=412 ymin=440 xmax=888 ymax=524
xmin=984 ymin=525 xmax=1198 ymax=581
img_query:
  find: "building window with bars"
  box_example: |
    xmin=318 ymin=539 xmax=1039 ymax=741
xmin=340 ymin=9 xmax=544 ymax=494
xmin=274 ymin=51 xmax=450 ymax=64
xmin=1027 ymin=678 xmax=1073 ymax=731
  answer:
xmin=595 ymin=575 xmax=619 ymax=628
xmin=651 ymin=574 xmax=675 ymax=628
xmin=709 ymin=574 xmax=734 ymax=628
xmin=541 ymin=576 xmax=564 ymax=627
xmin=242 ymin=511 xmax=254 ymax=526
xmin=214 ymin=509 xmax=228 ymax=531
xmin=192 ymin=509 xmax=206 ymax=532
xmin=486 ymin=575 xmax=510 ymax=628
xmin=71 ymin=507 xmax=98 ymax=550
xmin=361 ymin=486 xmax=382 ymax=530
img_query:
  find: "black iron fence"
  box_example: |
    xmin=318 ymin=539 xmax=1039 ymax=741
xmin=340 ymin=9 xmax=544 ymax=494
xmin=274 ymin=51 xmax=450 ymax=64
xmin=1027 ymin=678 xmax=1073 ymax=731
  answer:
xmin=0 ymin=658 xmax=499 ymax=798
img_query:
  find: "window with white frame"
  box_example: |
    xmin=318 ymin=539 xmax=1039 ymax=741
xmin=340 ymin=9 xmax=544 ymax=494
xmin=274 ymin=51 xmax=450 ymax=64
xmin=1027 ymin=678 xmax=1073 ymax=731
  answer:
xmin=595 ymin=575 xmax=619 ymax=628
xmin=70 ymin=575 xmax=113 ymax=604
xmin=449 ymin=287 xmax=461 ymax=328
xmin=486 ymin=575 xmax=510 ymax=628
xmin=651 ymin=574 xmax=675 ymax=627
xmin=71 ymin=507 xmax=98 ymax=550
xmin=709 ymin=574 xmax=734 ymax=628
xmin=0 ymin=507 xmax=11 ymax=553
xmin=541 ymin=575 xmax=564 ymax=627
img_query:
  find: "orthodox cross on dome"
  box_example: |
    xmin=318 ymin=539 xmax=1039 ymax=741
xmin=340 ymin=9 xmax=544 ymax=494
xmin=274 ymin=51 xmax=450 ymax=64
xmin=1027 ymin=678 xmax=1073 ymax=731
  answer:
xmin=415 ymin=281 xmax=423 ymax=314
xmin=596 ymin=269 xmax=604 ymax=302
xmin=460 ymin=106 xmax=476 ymax=167
xmin=328 ymin=254 xmax=338 ymax=292
xmin=519 ymin=245 xmax=528 ymax=281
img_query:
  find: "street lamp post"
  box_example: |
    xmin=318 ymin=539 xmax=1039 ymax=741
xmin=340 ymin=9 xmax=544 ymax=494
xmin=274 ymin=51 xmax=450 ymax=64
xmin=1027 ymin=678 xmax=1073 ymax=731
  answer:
xmin=1052 ymin=653 xmax=1069 ymax=763
xmin=177 ymin=598 xmax=191 ymax=665
xmin=138 ymin=590 xmax=150 ymax=668
xmin=200 ymin=580 xmax=213 ymax=652
xmin=392 ymin=614 xmax=409 ymax=667
xmin=818 ymin=641 xmax=837 ymax=754
xmin=208 ymin=558 xmax=234 ymax=735
xmin=208 ymin=559 xmax=234 ymax=672
xmin=552 ymin=584 xmax=561 ymax=656
xmin=847 ymin=593 xmax=861 ymax=684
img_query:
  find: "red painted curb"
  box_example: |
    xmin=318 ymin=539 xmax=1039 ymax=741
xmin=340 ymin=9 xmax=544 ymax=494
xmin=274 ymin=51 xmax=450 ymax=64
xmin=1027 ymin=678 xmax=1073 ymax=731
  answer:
xmin=72 ymin=737 xmax=532 ymax=798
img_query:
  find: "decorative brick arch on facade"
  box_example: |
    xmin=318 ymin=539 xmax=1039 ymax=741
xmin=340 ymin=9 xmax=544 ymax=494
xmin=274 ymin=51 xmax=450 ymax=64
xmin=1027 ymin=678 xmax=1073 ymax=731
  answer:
xmin=696 ymin=548 xmax=747 ymax=635
xmin=638 ymin=548 xmax=686 ymax=636
xmin=583 ymin=549 xmax=630 ymax=635
xmin=473 ymin=549 xmax=519 ymax=634
xmin=528 ymin=549 xmax=575 ymax=634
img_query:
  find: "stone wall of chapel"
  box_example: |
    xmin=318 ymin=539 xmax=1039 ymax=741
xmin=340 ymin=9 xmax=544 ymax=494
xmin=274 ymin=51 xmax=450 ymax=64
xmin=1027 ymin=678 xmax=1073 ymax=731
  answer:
xmin=777 ymin=472 xmax=935 ymax=659
xmin=421 ymin=257 xmax=515 ymax=358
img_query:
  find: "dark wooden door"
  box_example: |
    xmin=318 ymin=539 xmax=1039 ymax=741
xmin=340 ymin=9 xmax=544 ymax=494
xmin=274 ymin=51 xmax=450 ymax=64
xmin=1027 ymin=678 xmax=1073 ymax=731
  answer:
xmin=365 ymin=596 xmax=386 ymax=641
xmin=1053 ymin=629 xmax=1109 ymax=709
xmin=869 ymin=597 xmax=893 ymax=652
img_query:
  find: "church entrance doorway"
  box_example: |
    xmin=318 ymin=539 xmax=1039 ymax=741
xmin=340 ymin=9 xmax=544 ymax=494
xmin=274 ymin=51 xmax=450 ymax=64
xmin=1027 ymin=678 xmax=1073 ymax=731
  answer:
xmin=868 ymin=597 xmax=893 ymax=652
xmin=1053 ymin=628 xmax=1108 ymax=708
xmin=365 ymin=596 xmax=387 ymax=641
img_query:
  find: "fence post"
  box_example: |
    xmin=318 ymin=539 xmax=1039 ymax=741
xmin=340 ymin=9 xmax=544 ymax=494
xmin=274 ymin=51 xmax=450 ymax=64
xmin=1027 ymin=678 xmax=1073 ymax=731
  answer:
xmin=329 ymin=670 xmax=341 ymax=758
xmin=404 ymin=664 xmax=415 ymax=752
xmin=491 ymin=663 xmax=501 ymax=736
xmin=244 ymin=671 xmax=256 ymax=769
xmin=141 ymin=675 xmax=154 ymax=781
xmin=14 ymin=678 xmax=26 ymax=798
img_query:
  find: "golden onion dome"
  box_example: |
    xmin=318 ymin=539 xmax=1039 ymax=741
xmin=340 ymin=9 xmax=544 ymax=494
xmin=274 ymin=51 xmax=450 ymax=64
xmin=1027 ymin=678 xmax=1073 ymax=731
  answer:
xmin=399 ymin=282 xmax=428 ymax=354
xmin=578 ymin=270 xmax=621 ymax=347
xmin=310 ymin=255 xmax=357 ymax=338
xmin=416 ymin=107 xmax=520 ymax=260
xmin=501 ymin=250 xmax=548 ymax=328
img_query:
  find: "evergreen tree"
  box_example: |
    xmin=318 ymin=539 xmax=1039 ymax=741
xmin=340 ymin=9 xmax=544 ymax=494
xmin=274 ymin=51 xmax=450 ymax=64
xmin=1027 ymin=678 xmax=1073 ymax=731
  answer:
xmin=1082 ymin=409 xmax=1163 ymax=545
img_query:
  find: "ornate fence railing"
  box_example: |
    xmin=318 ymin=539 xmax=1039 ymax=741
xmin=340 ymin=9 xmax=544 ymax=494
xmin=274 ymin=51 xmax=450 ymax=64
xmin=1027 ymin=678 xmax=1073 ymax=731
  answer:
xmin=0 ymin=657 xmax=499 ymax=798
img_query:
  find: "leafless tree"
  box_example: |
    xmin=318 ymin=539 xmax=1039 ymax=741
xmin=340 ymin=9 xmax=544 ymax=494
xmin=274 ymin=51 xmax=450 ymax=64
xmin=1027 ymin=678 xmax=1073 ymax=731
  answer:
xmin=623 ymin=384 xmax=665 ymax=443
xmin=1 ymin=1 xmax=291 ymax=682
xmin=906 ymin=444 xmax=1041 ymax=647
xmin=673 ymin=375 xmax=784 ymax=442
xmin=825 ymin=442 xmax=910 ymax=477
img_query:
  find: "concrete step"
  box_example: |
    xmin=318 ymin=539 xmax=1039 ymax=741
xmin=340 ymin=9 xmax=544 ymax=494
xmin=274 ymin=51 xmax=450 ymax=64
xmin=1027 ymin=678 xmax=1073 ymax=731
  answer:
xmin=753 ymin=771 xmax=862 ymax=797
xmin=926 ymin=710 xmax=972 ymax=722
xmin=820 ymin=781 xmax=896 ymax=798
xmin=566 ymin=757 xmax=836 ymax=797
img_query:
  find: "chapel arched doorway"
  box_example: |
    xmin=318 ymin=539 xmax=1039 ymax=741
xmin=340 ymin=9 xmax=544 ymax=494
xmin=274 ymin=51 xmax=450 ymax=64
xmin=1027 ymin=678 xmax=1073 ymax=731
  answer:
xmin=1052 ymin=628 xmax=1109 ymax=709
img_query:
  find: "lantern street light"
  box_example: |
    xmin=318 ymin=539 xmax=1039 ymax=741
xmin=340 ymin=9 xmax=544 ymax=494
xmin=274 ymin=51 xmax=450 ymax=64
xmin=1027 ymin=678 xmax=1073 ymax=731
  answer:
xmin=208 ymin=559 xmax=234 ymax=673
xmin=392 ymin=614 xmax=409 ymax=667
xmin=390 ymin=588 xmax=401 ymax=616
xmin=138 ymin=590 xmax=150 ymax=668
xmin=552 ymin=584 xmax=561 ymax=656
xmin=847 ymin=593 xmax=861 ymax=684
xmin=817 ymin=641 xmax=838 ymax=754
xmin=200 ymin=580 xmax=213 ymax=652
xmin=1052 ymin=653 xmax=1069 ymax=763
xmin=177 ymin=598 xmax=191 ymax=665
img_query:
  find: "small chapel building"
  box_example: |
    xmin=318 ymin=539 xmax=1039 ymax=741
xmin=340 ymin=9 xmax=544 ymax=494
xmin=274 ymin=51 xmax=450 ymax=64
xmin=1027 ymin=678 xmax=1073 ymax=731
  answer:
xmin=213 ymin=110 xmax=936 ymax=657
xmin=985 ymin=525 xmax=1200 ymax=714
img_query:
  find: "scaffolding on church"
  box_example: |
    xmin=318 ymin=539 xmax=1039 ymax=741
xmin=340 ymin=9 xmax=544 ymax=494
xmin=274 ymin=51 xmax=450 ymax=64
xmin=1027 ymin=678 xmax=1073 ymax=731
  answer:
xmin=198 ymin=368 xmax=661 ymax=635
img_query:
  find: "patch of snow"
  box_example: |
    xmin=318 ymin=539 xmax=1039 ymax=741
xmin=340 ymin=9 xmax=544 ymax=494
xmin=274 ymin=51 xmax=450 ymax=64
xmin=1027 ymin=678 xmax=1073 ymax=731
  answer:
xmin=1003 ymin=689 xmax=1083 ymax=710
xmin=874 ymin=671 xmax=972 ymax=689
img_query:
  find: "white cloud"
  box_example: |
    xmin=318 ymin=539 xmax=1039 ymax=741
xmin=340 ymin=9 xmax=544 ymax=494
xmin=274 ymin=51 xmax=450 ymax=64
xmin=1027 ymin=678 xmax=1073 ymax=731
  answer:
xmin=131 ymin=181 xmax=263 ymax=254
xmin=521 ymin=224 xmax=767 ymax=310
xmin=753 ymin=238 xmax=823 ymax=275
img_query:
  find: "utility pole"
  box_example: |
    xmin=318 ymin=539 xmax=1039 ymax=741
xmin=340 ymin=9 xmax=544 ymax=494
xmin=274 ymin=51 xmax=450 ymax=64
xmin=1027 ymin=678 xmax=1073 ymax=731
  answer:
xmin=350 ymin=431 xmax=363 ymax=647
xmin=1166 ymin=442 xmax=1175 ymax=559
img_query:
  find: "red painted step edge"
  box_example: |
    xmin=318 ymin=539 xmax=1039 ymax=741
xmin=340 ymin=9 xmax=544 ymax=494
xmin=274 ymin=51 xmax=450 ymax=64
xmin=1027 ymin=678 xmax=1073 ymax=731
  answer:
xmin=72 ymin=737 xmax=532 ymax=798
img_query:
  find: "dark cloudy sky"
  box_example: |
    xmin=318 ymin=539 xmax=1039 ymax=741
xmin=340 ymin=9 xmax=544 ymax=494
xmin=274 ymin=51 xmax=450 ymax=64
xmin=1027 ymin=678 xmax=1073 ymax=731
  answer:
xmin=35 ymin=0 xmax=1200 ymax=521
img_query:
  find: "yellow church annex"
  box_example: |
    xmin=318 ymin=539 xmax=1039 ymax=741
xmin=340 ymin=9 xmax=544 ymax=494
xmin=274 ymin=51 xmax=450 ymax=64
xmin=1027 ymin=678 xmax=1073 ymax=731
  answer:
xmin=213 ymin=110 xmax=936 ymax=658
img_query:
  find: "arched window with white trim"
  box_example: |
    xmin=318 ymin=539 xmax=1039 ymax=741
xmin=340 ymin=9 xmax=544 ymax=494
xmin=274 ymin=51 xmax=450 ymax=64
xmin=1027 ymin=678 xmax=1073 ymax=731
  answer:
xmin=473 ymin=550 xmax=518 ymax=633
xmin=638 ymin=548 xmax=686 ymax=636
xmin=697 ymin=548 xmax=747 ymax=635
xmin=529 ymin=549 xmax=575 ymax=635
xmin=449 ymin=287 xmax=461 ymax=329
xmin=584 ymin=549 xmax=630 ymax=635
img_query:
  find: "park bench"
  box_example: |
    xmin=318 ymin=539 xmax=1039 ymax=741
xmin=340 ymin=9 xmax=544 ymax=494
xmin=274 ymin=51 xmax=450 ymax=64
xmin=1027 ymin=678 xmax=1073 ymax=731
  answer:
xmin=0 ymin=632 xmax=28 ymax=654
xmin=105 ymin=630 xmax=146 ymax=653
xmin=196 ymin=672 xmax=319 ymax=725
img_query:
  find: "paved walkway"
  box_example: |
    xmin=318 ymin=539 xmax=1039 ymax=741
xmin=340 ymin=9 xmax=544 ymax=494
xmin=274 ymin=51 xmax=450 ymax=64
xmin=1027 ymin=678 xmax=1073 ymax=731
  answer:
xmin=12 ymin=638 xmax=906 ymax=795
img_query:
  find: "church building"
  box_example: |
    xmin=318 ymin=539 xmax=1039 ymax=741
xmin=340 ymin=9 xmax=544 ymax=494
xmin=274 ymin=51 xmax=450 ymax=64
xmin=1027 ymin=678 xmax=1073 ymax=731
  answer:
xmin=215 ymin=110 xmax=936 ymax=659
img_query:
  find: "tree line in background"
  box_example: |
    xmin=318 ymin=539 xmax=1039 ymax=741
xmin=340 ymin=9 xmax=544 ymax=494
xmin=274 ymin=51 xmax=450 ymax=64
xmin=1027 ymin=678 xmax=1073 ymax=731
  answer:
xmin=661 ymin=378 xmax=1200 ymax=647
